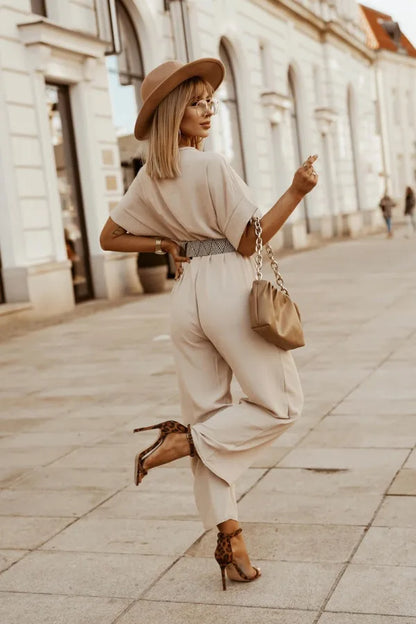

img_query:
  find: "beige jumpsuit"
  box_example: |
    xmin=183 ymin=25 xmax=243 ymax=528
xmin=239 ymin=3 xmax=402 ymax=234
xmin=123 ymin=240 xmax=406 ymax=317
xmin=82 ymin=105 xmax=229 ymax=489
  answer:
xmin=111 ymin=147 xmax=303 ymax=529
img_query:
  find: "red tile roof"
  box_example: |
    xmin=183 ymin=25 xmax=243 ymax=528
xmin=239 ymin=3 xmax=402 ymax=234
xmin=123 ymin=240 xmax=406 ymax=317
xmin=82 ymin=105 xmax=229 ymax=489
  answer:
xmin=360 ymin=4 xmax=416 ymax=58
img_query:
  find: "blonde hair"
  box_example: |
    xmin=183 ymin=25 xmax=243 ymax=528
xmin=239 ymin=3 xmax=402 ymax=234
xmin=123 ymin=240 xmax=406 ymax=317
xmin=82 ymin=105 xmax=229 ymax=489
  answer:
xmin=146 ymin=77 xmax=214 ymax=180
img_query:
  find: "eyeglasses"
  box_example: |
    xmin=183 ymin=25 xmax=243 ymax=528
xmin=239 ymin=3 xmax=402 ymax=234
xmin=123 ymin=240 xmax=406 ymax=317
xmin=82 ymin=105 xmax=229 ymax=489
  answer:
xmin=189 ymin=98 xmax=219 ymax=116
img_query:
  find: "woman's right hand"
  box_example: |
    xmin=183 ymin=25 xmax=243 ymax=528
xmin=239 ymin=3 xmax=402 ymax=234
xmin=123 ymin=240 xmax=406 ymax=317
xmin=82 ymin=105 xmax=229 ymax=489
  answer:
xmin=290 ymin=154 xmax=319 ymax=198
xmin=163 ymin=239 xmax=190 ymax=280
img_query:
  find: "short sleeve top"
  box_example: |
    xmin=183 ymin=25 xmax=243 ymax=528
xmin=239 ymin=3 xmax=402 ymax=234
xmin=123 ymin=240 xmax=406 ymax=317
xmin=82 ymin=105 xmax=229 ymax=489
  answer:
xmin=110 ymin=147 xmax=260 ymax=250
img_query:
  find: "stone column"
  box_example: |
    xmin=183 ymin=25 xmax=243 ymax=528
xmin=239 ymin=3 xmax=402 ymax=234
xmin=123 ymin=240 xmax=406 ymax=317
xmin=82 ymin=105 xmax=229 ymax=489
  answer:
xmin=260 ymin=91 xmax=308 ymax=249
xmin=314 ymin=107 xmax=339 ymax=236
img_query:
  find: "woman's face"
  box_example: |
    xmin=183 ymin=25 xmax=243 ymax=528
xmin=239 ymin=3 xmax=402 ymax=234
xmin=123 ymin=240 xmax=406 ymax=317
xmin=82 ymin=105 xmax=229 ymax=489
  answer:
xmin=179 ymin=89 xmax=213 ymax=143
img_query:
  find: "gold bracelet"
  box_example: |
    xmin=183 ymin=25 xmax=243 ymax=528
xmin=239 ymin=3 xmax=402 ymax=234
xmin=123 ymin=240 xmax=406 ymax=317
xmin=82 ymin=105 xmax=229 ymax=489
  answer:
xmin=154 ymin=238 xmax=167 ymax=255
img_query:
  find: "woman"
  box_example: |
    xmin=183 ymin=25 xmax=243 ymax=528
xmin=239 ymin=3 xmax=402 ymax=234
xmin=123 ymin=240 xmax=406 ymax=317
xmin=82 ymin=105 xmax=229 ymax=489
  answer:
xmin=100 ymin=58 xmax=318 ymax=590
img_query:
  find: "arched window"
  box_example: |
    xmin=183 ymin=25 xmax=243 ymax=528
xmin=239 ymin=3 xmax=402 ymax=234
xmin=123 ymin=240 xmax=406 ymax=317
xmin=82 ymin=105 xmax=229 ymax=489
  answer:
xmin=217 ymin=42 xmax=246 ymax=179
xmin=288 ymin=67 xmax=310 ymax=231
xmin=106 ymin=1 xmax=144 ymax=189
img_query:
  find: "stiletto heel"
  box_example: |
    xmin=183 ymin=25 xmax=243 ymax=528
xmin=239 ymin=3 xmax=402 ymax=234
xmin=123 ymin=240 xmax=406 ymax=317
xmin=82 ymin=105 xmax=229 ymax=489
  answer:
xmin=220 ymin=565 xmax=227 ymax=591
xmin=214 ymin=528 xmax=260 ymax=591
xmin=133 ymin=420 xmax=195 ymax=486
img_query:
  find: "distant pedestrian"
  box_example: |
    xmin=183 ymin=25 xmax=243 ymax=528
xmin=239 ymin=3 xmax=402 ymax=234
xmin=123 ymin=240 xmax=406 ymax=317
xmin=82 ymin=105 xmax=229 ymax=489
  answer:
xmin=379 ymin=192 xmax=396 ymax=238
xmin=404 ymin=186 xmax=416 ymax=237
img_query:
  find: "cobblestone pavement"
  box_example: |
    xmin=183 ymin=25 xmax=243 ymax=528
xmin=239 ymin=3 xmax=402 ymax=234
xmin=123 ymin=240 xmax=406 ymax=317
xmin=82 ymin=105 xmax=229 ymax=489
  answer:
xmin=0 ymin=230 xmax=415 ymax=624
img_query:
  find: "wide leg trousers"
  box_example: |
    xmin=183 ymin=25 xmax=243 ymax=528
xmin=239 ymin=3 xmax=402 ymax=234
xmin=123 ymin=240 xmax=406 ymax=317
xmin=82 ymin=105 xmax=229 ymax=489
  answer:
xmin=170 ymin=253 xmax=303 ymax=529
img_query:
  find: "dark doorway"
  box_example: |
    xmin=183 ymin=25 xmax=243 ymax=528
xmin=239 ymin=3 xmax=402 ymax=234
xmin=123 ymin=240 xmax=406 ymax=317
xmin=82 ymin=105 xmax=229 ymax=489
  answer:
xmin=46 ymin=84 xmax=94 ymax=303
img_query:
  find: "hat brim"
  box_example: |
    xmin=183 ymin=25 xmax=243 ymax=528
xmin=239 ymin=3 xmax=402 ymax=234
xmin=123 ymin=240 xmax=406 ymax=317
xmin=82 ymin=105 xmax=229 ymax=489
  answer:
xmin=134 ymin=58 xmax=225 ymax=140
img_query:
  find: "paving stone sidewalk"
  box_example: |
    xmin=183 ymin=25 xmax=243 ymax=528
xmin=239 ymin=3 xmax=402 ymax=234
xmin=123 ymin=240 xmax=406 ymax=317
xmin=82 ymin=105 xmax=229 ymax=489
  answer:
xmin=0 ymin=231 xmax=415 ymax=624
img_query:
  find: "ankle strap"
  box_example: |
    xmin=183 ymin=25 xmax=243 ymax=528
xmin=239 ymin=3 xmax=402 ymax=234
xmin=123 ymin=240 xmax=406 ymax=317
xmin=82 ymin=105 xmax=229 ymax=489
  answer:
xmin=217 ymin=528 xmax=242 ymax=540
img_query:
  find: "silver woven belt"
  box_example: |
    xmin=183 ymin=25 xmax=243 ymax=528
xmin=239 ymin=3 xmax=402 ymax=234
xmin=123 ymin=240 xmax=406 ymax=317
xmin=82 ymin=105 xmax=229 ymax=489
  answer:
xmin=180 ymin=238 xmax=236 ymax=258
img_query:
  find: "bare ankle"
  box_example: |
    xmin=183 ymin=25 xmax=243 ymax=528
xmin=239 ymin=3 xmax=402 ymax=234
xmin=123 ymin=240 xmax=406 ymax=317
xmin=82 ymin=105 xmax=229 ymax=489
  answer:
xmin=174 ymin=432 xmax=192 ymax=458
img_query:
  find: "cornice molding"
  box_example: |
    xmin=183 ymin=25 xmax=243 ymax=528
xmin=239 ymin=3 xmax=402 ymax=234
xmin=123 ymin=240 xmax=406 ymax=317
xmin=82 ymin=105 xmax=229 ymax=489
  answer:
xmin=251 ymin=0 xmax=374 ymax=61
xmin=314 ymin=106 xmax=338 ymax=134
xmin=323 ymin=20 xmax=374 ymax=61
xmin=18 ymin=18 xmax=109 ymax=60
xmin=260 ymin=90 xmax=291 ymax=124
xmin=376 ymin=48 xmax=416 ymax=68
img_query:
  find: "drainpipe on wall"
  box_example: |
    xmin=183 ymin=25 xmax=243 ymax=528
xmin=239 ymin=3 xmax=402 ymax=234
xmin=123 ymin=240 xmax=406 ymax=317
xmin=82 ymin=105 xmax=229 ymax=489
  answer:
xmin=375 ymin=63 xmax=391 ymax=194
xmin=164 ymin=0 xmax=193 ymax=63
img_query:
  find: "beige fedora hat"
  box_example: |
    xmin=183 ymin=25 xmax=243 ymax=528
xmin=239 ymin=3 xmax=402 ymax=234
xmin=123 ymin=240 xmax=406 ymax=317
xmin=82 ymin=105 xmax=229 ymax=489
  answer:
xmin=134 ymin=57 xmax=225 ymax=140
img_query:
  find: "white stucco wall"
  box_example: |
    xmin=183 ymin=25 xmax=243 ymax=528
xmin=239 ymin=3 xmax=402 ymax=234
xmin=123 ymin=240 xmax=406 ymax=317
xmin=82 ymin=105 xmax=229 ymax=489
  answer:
xmin=0 ymin=0 xmax=158 ymax=311
xmin=376 ymin=52 xmax=416 ymax=201
xmin=0 ymin=0 xmax=414 ymax=316
xmin=184 ymin=0 xmax=383 ymax=228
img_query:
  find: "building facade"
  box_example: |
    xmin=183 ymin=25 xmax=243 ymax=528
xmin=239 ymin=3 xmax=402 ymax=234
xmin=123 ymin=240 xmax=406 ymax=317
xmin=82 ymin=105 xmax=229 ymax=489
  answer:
xmin=0 ymin=0 xmax=414 ymax=318
xmin=360 ymin=4 xmax=416 ymax=199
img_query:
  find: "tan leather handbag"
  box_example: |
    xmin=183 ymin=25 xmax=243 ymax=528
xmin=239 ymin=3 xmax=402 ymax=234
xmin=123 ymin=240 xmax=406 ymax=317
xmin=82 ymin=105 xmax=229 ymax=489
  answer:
xmin=249 ymin=217 xmax=305 ymax=350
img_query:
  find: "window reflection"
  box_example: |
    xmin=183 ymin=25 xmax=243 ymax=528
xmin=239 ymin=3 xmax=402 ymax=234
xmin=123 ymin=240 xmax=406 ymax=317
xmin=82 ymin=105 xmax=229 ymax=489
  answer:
xmin=106 ymin=1 xmax=144 ymax=190
xmin=218 ymin=43 xmax=246 ymax=180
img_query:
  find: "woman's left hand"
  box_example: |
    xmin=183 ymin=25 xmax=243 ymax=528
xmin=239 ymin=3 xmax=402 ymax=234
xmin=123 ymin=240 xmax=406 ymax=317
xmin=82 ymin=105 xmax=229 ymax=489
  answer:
xmin=290 ymin=154 xmax=319 ymax=197
xmin=163 ymin=239 xmax=190 ymax=279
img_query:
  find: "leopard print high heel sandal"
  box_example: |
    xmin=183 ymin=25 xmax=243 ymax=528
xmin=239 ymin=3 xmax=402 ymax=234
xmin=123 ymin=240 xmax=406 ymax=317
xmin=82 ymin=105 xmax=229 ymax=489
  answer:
xmin=214 ymin=528 xmax=261 ymax=591
xmin=133 ymin=420 xmax=195 ymax=486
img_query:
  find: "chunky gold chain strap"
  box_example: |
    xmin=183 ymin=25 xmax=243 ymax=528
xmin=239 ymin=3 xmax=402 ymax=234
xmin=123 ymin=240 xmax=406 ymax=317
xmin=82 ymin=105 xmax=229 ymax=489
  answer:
xmin=252 ymin=217 xmax=289 ymax=296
